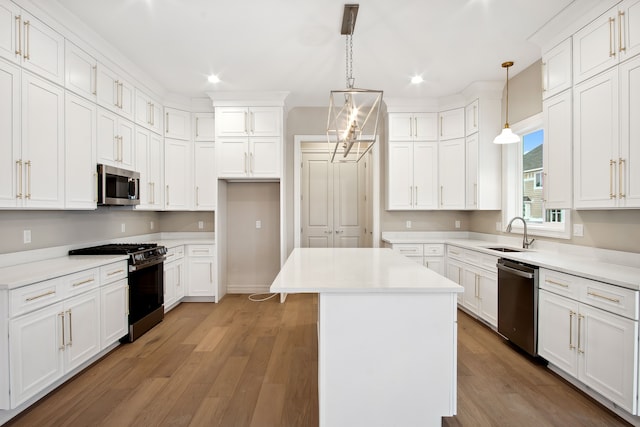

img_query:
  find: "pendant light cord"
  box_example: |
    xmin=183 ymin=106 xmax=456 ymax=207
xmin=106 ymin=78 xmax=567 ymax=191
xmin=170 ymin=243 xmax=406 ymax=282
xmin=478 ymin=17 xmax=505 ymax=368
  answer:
xmin=505 ymin=65 xmax=510 ymax=127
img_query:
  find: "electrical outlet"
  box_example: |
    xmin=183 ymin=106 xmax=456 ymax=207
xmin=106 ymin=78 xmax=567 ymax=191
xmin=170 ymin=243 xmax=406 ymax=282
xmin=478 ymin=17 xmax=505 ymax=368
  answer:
xmin=198 ymin=221 xmax=204 ymax=229
xmin=23 ymin=230 xmax=31 ymax=244
xmin=150 ymin=221 xmax=154 ymax=230
xmin=573 ymin=223 xmax=584 ymax=237
xmin=121 ymin=223 xmax=125 ymax=233
xmin=405 ymin=220 xmax=412 ymax=229
xmin=455 ymin=220 xmax=461 ymax=229
xmin=256 ymin=220 xmax=262 ymax=229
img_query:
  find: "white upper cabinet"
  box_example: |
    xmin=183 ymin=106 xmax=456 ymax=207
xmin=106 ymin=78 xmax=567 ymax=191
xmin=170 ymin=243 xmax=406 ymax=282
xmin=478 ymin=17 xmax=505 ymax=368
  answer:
xmin=97 ymin=107 xmax=134 ymax=170
xmin=21 ymin=72 xmax=65 ymax=208
xmin=573 ymin=69 xmax=619 ymax=208
xmin=135 ymin=126 xmax=163 ymax=210
xmin=543 ymin=90 xmax=573 ymax=209
xmin=64 ymin=40 xmax=96 ymax=102
xmin=165 ymin=137 xmax=192 ymax=210
xmin=0 ymin=58 xmax=20 ymax=208
xmin=1 ymin=6 xmax=64 ymax=85
xmin=194 ymin=142 xmax=216 ymax=210
xmin=619 ymin=54 xmax=640 ymax=207
xmin=96 ymin=61 xmax=134 ymax=121
xmin=438 ymin=138 xmax=465 ymax=209
xmin=65 ymin=92 xmax=96 ymax=209
xmin=438 ymin=108 xmax=465 ymax=140
xmin=464 ymin=100 xmax=479 ymax=136
xmin=388 ymin=113 xmax=438 ymax=141
xmin=573 ymin=1 xmax=640 ymax=84
xmin=386 ymin=140 xmax=438 ymax=210
xmin=193 ymin=112 xmax=215 ymax=141
xmin=216 ymin=106 xmax=280 ymax=137
xmin=165 ymin=107 xmax=191 ymax=140
xmin=134 ymin=88 xmax=163 ymax=135
xmin=542 ymin=38 xmax=572 ymax=99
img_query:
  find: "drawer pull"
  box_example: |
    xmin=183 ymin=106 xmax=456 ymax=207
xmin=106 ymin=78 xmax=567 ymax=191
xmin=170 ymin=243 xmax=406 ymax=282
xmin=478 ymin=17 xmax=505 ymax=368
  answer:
xmin=166 ymin=253 xmax=175 ymax=258
xmin=26 ymin=290 xmax=55 ymax=301
xmin=193 ymin=249 xmax=210 ymax=254
xmin=107 ymin=269 xmax=125 ymax=276
xmin=72 ymin=278 xmax=95 ymax=287
xmin=545 ymin=279 xmax=568 ymax=288
xmin=587 ymin=291 xmax=620 ymax=304
xmin=449 ymin=250 xmax=460 ymax=256
xmin=399 ymin=249 xmax=417 ymax=254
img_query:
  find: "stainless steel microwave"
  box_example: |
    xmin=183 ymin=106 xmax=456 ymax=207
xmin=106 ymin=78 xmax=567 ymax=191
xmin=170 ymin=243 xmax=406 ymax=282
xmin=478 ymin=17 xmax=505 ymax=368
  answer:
xmin=97 ymin=164 xmax=140 ymax=206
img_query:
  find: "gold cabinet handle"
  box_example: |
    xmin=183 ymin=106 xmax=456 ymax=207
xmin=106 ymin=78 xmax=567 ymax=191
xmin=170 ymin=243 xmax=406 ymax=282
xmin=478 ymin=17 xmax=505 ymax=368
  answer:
xmin=577 ymin=314 xmax=584 ymax=354
xmin=414 ymin=186 xmax=418 ymax=206
xmin=609 ymin=17 xmax=616 ymax=57
xmin=166 ymin=185 xmax=170 ymax=206
xmin=409 ymin=186 xmax=413 ymax=206
xmin=15 ymin=15 xmax=22 ymax=56
xmin=569 ymin=310 xmax=576 ymax=350
xmin=24 ymin=20 xmax=30 ymax=60
xmin=151 ymin=103 xmax=155 ymax=126
xmin=209 ymin=262 xmax=213 ymax=283
xmin=474 ymin=275 xmax=480 ymax=298
xmin=91 ymin=66 xmax=97 ymax=95
xmin=195 ymin=186 xmax=199 ymax=206
xmin=113 ymin=80 xmax=119 ymax=106
xmin=244 ymin=111 xmax=248 ymax=134
xmin=619 ymin=158 xmax=625 ymax=199
xmin=166 ymin=112 xmax=169 ymax=133
xmin=545 ymin=279 xmax=568 ymax=288
xmin=26 ymin=290 xmax=55 ymax=301
xmin=473 ymin=105 xmax=477 ymax=128
xmin=151 ymin=182 xmax=155 ymax=204
xmin=195 ymin=117 xmax=199 ymax=138
xmin=409 ymin=117 xmax=413 ymax=137
xmin=541 ymin=62 xmax=547 ymax=92
xmin=250 ymin=111 xmax=254 ymax=134
xmin=72 ymin=278 xmax=94 ymax=287
xmin=473 ymin=183 xmax=477 ymax=206
xmin=59 ymin=312 xmax=65 ymax=349
xmin=619 ymin=11 xmax=626 ymax=53
xmin=610 ymin=159 xmax=616 ymax=199
xmin=440 ymin=185 xmax=444 ymax=206
xmin=440 ymin=116 xmax=443 ymax=137
xmin=118 ymin=82 xmax=123 ymax=108
xmin=587 ymin=291 xmax=621 ymax=303
xmin=244 ymin=152 xmax=248 ymax=173
xmin=250 ymin=152 xmax=254 ymax=174
xmin=25 ymin=160 xmax=31 ymax=199
xmin=107 ymin=269 xmax=125 ymax=276
xmin=66 ymin=309 xmax=73 ymax=346
xmin=16 ymin=160 xmax=23 ymax=199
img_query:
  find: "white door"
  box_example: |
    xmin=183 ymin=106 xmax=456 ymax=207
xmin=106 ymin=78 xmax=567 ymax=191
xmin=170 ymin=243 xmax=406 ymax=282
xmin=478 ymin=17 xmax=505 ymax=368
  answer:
xmin=96 ymin=107 xmax=118 ymax=166
xmin=135 ymin=126 xmax=152 ymax=207
xmin=386 ymin=141 xmax=413 ymax=210
xmin=216 ymin=138 xmax=249 ymax=178
xmin=188 ymin=257 xmax=215 ymax=297
xmin=164 ymin=138 xmax=191 ymax=210
xmin=194 ymin=142 xmax=216 ymax=209
xmin=619 ymin=54 xmax=640 ymax=207
xmin=64 ymin=40 xmax=96 ymax=101
xmin=64 ymin=289 xmax=101 ymax=372
xmin=19 ymin=12 xmax=64 ymax=85
xmin=413 ymin=141 xmax=438 ymax=209
xmin=439 ymin=138 xmax=465 ymax=209
xmin=477 ymin=270 xmax=498 ymax=327
xmin=194 ymin=112 xmax=215 ymax=141
xmin=117 ymin=119 xmax=135 ymax=170
xmin=465 ymin=133 xmax=478 ymax=209
xmin=0 ymin=0 xmax=20 ymax=64
xmin=538 ymin=290 xmax=579 ymax=377
xmin=250 ymin=137 xmax=280 ymax=178
xmin=301 ymin=152 xmax=365 ymax=248
xmin=165 ymin=107 xmax=191 ymax=140
xmin=100 ymin=279 xmax=128 ymax=348
xmin=543 ymin=90 xmax=573 ymax=209
xmin=248 ymin=107 xmax=280 ymax=136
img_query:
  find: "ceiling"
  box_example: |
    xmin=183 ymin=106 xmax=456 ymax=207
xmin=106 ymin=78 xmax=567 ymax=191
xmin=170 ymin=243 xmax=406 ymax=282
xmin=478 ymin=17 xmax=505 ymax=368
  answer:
xmin=45 ymin=0 xmax=576 ymax=107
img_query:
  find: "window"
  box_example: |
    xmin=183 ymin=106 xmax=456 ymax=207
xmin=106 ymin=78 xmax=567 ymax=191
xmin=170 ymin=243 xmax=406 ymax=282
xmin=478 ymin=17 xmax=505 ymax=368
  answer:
xmin=502 ymin=113 xmax=570 ymax=239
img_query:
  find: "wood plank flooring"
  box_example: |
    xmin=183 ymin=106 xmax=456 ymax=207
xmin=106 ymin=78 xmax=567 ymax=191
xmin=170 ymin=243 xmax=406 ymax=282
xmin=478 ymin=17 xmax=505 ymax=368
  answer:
xmin=6 ymin=294 xmax=630 ymax=427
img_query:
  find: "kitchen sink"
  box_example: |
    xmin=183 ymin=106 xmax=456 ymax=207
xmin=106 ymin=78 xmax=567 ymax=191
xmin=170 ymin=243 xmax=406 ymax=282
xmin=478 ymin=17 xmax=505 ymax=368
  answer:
xmin=485 ymin=246 xmax=523 ymax=253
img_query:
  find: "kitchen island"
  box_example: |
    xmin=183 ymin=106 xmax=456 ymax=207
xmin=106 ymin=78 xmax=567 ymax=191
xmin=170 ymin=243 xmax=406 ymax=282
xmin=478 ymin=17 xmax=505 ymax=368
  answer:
xmin=270 ymin=248 xmax=463 ymax=427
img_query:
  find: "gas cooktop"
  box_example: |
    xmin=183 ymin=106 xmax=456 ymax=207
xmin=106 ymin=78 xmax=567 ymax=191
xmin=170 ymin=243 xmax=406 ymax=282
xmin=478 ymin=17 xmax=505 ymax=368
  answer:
xmin=69 ymin=243 xmax=159 ymax=255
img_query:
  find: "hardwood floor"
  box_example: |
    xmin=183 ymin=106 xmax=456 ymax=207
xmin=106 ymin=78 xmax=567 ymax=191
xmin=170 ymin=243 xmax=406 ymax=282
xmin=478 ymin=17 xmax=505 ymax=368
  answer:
xmin=6 ymin=294 xmax=630 ymax=427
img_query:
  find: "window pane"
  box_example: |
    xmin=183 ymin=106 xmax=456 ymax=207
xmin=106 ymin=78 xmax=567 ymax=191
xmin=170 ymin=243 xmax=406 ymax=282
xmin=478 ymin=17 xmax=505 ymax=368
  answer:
xmin=522 ymin=129 xmax=544 ymax=222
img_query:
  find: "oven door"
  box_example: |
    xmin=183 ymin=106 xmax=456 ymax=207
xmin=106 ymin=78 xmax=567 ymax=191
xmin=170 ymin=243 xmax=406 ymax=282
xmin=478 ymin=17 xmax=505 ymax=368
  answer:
xmin=126 ymin=259 xmax=164 ymax=341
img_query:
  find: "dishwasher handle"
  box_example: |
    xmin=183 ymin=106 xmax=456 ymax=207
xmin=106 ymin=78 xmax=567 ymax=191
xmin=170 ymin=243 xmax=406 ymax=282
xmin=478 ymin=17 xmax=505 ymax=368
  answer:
xmin=496 ymin=262 xmax=534 ymax=279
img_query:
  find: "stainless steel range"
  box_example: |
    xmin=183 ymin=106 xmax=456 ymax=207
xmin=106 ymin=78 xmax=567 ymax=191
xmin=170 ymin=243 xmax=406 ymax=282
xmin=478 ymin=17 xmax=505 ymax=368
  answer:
xmin=69 ymin=243 xmax=167 ymax=341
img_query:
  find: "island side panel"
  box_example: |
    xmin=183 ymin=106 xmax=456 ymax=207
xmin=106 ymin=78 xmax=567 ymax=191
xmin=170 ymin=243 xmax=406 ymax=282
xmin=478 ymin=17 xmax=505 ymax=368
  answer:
xmin=318 ymin=292 xmax=457 ymax=427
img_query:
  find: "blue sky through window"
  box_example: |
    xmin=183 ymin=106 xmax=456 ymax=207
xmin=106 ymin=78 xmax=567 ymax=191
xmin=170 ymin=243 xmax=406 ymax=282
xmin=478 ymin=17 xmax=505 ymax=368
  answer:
xmin=523 ymin=129 xmax=543 ymax=154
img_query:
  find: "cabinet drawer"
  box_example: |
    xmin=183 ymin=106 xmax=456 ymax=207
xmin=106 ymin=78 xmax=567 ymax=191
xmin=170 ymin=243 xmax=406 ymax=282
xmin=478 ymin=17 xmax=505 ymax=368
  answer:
xmin=187 ymin=245 xmax=214 ymax=257
xmin=539 ymin=269 xmax=581 ymax=300
xmin=63 ymin=268 xmax=100 ymax=297
xmin=580 ymin=280 xmax=639 ymax=320
xmin=165 ymin=245 xmax=185 ymax=261
xmin=392 ymin=244 xmax=424 ymax=257
xmin=100 ymin=261 xmax=128 ymax=284
xmin=423 ymin=244 xmax=444 ymax=256
xmin=446 ymin=245 xmax=465 ymax=260
xmin=10 ymin=279 xmax=63 ymax=317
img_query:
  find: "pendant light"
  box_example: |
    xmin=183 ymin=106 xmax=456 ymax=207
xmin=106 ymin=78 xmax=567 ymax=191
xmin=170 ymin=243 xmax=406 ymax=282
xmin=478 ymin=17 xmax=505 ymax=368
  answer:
xmin=327 ymin=4 xmax=383 ymax=163
xmin=493 ymin=61 xmax=520 ymax=145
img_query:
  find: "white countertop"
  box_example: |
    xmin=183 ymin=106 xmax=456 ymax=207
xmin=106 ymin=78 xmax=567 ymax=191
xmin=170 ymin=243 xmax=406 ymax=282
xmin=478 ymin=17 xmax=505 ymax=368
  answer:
xmin=270 ymin=248 xmax=463 ymax=294
xmin=0 ymin=255 xmax=128 ymax=290
xmin=383 ymin=233 xmax=640 ymax=291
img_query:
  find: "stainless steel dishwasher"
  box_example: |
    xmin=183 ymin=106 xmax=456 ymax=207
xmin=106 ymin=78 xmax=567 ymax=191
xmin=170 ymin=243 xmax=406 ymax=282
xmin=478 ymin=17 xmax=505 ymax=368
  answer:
xmin=497 ymin=258 xmax=539 ymax=356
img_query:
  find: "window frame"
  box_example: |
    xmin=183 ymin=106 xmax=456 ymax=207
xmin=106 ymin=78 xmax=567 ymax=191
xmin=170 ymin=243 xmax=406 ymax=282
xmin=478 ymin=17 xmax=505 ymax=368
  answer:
xmin=502 ymin=113 xmax=571 ymax=240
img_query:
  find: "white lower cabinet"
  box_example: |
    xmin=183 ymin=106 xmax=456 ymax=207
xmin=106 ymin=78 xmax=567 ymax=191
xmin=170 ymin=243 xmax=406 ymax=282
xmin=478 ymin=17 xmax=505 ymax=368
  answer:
xmin=5 ymin=259 xmax=129 ymax=409
xmin=187 ymin=245 xmax=216 ymax=299
xmin=538 ymin=269 xmax=639 ymax=414
xmin=447 ymin=246 xmax=498 ymax=327
xmin=163 ymin=245 xmax=185 ymax=312
xmin=387 ymin=243 xmax=444 ymax=276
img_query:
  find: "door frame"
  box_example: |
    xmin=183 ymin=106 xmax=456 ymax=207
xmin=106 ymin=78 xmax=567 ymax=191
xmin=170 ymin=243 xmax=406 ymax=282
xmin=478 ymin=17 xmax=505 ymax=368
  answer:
xmin=293 ymin=134 xmax=380 ymax=248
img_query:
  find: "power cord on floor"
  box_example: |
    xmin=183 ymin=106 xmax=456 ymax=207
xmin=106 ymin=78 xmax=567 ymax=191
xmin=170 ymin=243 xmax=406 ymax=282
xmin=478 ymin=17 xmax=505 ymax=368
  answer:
xmin=248 ymin=293 xmax=278 ymax=302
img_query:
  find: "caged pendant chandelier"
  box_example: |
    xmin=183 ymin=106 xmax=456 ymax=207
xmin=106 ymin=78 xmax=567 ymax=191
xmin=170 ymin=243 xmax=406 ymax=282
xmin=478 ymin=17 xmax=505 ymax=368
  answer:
xmin=493 ymin=61 xmax=520 ymax=144
xmin=327 ymin=4 xmax=383 ymax=163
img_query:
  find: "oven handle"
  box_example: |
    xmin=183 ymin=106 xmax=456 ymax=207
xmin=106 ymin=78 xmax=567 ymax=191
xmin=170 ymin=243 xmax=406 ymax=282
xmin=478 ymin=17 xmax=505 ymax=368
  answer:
xmin=496 ymin=263 xmax=534 ymax=279
xmin=129 ymin=256 xmax=166 ymax=272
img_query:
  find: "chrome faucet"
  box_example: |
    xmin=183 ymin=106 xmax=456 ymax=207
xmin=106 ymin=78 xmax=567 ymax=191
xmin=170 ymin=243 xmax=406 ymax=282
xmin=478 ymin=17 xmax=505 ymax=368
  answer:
xmin=506 ymin=216 xmax=535 ymax=249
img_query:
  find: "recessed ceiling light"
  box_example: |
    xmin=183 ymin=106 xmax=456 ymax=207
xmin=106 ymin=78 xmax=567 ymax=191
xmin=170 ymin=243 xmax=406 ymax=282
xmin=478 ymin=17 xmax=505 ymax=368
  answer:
xmin=411 ymin=75 xmax=424 ymax=84
xmin=207 ymin=74 xmax=220 ymax=84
